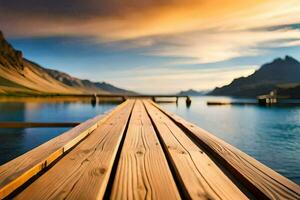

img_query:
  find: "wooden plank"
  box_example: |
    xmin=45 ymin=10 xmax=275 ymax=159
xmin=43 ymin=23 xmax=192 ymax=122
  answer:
xmin=0 ymin=100 xmax=130 ymax=199
xmin=0 ymin=122 xmax=80 ymax=128
xmin=149 ymin=100 xmax=300 ymax=200
xmin=15 ymin=100 xmax=135 ymax=200
xmin=110 ymin=100 xmax=181 ymax=199
xmin=143 ymin=100 xmax=248 ymax=200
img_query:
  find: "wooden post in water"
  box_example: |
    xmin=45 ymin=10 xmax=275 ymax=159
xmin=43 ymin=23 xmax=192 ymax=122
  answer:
xmin=152 ymin=96 xmax=156 ymax=102
xmin=1 ymin=100 xmax=300 ymax=199
xmin=91 ymin=94 xmax=97 ymax=107
xmin=186 ymin=96 xmax=191 ymax=107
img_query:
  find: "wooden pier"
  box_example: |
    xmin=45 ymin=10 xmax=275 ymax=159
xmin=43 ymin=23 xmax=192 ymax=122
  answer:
xmin=0 ymin=99 xmax=299 ymax=199
xmin=89 ymin=94 xmax=191 ymax=105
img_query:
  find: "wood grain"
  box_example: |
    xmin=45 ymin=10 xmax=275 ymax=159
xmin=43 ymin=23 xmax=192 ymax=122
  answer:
xmin=110 ymin=100 xmax=181 ymax=200
xmin=14 ymin=100 xmax=135 ymax=200
xmin=0 ymin=100 xmax=129 ymax=199
xmin=150 ymin=100 xmax=300 ymax=200
xmin=144 ymin=100 xmax=248 ymax=200
xmin=3 ymin=98 xmax=299 ymax=200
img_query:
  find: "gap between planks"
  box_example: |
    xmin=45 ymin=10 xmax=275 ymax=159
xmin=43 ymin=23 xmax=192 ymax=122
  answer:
xmin=148 ymin=100 xmax=300 ymax=200
xmin=0 ymin=100 xmax=132 ymax=199
xmin=143 ymin=100 xmax=249 ymax=200
xmin=13 ymin=100 xmax=135 ymax=200
xmin=110 ymin=100 xmax=181 ymax=199
xmin=1 ymin=99 xmax=299 ymax=200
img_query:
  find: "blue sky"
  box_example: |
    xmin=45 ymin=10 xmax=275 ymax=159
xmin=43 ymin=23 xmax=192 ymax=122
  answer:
xmin=2 ymin=0 xmax=300 ymax=93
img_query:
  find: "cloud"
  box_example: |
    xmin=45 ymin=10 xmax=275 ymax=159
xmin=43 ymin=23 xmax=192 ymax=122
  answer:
xmin=0 ymin=0 xmax=300 ymax=59
xmin=146 ymin=28 xmax=300 ymax=63
xmin=1 ymin=0 xmax=300 ymax=40
xmin=103 ymin=65 xmax=257 ymax=93
xmin=1 ymin=0 xmax=300 ymax=92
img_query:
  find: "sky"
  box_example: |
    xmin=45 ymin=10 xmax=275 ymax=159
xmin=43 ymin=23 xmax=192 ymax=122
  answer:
xmin=1 ymin=0 xmax=300 ymax=94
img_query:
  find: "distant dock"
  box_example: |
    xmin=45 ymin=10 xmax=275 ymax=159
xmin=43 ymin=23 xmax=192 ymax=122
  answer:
xmin=208 ymin=92 xmax=300 ymax=107
xmin=0 ymin=99 xmax=299 ymax=199
xmin=207 ymin=100 xmax=300 ymax=107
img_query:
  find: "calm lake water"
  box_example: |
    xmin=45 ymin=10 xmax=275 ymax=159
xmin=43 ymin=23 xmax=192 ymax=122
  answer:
xmin=0 ymin=98 xmax=117 ymax=165
xmin=0 ymin=96 xmax=299 ymax=184
xmin=161 ymin=96 xmax=300 ymax=184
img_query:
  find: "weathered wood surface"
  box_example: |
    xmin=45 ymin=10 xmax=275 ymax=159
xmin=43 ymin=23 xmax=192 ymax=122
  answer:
xmin=0 ymin=100 xmax=129 ymax=199
xmin=110 ymin=100 xmax=180 ymax=200
xmin=149 ymin=100 xmax=300 ymax=200
xmin=0 ymin=122 xmax=80 ymax=128
xmin=1 ymin=99 xmax=299 ymax=200
xmin=15 ymin=100 xmax=134 ymax=200
xmin=144 ymin=100 xmax=248 ymax=200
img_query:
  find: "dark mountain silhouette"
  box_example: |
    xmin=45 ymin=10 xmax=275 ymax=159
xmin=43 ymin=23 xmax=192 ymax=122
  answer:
xmin=0 ymin=31 xmax=133 ymax=95
xmin=210 ymin=56 xmax=300 ymax=97
xmin=276 ymin=84 xmax=300 ymax=98
xmin=178 ymin=89 xmax=207 ymax=96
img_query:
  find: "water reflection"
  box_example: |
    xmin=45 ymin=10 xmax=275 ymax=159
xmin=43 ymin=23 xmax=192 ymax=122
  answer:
xmin=0 ymin=98 xmax=118 ymax=165
xmin=1 ymin=97 xmax=300 ymax=184
xmin=160 ymin=96 xmax=300 ymax=184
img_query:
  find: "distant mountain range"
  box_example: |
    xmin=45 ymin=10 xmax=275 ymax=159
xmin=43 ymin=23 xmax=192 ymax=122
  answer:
xmin=177 ymin=89 xmax=207 ymax=96
xmin=209 ymin=56 xmax=300 ymax=97
xmin=0 ymin=31 xmax=133 ymax=95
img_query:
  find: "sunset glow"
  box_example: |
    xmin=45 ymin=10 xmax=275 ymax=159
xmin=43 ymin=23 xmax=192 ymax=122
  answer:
xmin=1 ymin=0 xmax=300 ymax=92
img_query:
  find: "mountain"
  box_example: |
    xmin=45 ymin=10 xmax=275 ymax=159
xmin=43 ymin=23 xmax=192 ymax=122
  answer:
xmin=177 ymin=89 xmax=207 ymax=96
xmin=276 ymin=84 xmax=300 ymax=98
xmin=209 ymin=56 xmax=300 ymax=97
xmin=0 ymin=31 xmax=132 ymax=95
xmin=44 ymin=68 xmax=130 ymax=94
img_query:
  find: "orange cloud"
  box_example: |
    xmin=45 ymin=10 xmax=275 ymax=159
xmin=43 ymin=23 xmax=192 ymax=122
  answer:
xmin=1 ymin=0 xmax=300 ymax=40
xmin=1 ymin=0 xmax=300 ymax=64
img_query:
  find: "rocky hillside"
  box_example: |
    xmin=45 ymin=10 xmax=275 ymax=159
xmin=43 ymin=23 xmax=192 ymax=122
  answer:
xmin=0 ymin=31 xmax=132 ymax=95
xmin=210 ymin=56 xmax=300 ymax=97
